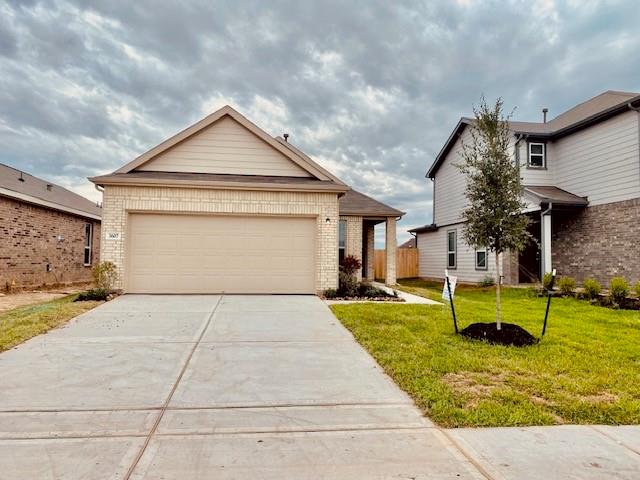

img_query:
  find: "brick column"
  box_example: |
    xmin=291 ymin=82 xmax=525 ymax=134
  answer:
xmin=385 ymin=217 xmax=397 ymax=286
xmin=342 ymin=216 xmax=363 ymax=281
xmin=365 ymin=223 xmax=375 ymax=281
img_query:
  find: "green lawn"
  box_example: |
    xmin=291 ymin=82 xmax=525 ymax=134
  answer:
xmin=330 ymin=279 xmax=640 ymax=427
xmin=0 ymin=295 xmax=101 ymax=352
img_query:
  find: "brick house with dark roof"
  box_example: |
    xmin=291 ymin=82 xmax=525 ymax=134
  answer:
xmin=0 ymin=163 xmax=102 ymax=290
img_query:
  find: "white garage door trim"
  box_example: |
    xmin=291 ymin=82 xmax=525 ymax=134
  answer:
xmin=125 ymin=212 xmax=317 ymax=294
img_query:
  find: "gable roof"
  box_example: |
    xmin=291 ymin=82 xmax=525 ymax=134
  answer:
xmin=339 ymin=189 xmax=404 ymax=217
xmin=0 ymin=163 xmax=101 ymax=220
xmin=523 ymin=185 xmax=588 ymax=206
xmin=107 ymin=105 xmax=346 ymax=187
xmin=427 ymin=90 xmax=640 ymax=178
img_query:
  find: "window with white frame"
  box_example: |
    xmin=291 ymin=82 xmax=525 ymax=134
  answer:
xmin=528 ymin=142 xmax=546 ymax=168
xmin=475 ymin=248 xmax=488 ymax=270
xmin=447 ymin=230 xmax=457 ymax=269
xmin=83 ymin=223 xmax=92 ymax=266
xmin=338 ymin=220 xmax=347 ymax=264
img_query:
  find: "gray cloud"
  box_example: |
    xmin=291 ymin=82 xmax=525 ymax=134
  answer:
xmin=1 ymin=0 xmax=639 ymax=245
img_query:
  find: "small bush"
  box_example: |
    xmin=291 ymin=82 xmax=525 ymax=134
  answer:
xmin=92 ymin=261 xmax=118 ymax=291
xmin=340 ymin=255 xmax=362 ymax=275
xmin=582 ymin=278 xmax=602 ymax=300
xmin=635 ymin=281 xmax=640 ymax=299
xmin=478 ymin=275 xmax=495 ymax=287
xmin=357 ymin=283 xmax=395 ymax=298
xmin=322 ymin=288 xmax=338 ymax=299
xmin=75 ymin=288 xmax=109 ymax=302
xmin=338 ymin=270 xmax=358 ymax=297
xmin=557 ymin=276 xmax=576 ymax=295
xmin=609 ymin=277 xmax=629 ymax=304
xmin=542 ymin=272 xmax=555 ymax=290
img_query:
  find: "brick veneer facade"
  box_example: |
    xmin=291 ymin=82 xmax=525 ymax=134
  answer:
xmin=340 ymin=215 xmax=363 ymax=281
xmin=0 ymin=196 xmax=101 ymax=290
xmin=552 ymin=198 xmax=640 ymax=286
xmin=101 ymin=186 xmax=339 ymax=293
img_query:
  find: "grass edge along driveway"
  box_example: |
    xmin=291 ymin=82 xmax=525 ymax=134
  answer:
xmin=330 ymin=279 xmax=640 ymax=428
xmin=0 ymin=294 xmax=101 ymax=352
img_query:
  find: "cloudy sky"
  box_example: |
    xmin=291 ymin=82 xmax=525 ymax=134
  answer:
xmin=1 ymin=0 xmax=639 ymax=244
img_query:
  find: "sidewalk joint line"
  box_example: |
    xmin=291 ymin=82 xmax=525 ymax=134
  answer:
xmin=123 ymin=295 xmax=223 ymax=480
xmin=589 ymin=425 xmax=640 ymax=457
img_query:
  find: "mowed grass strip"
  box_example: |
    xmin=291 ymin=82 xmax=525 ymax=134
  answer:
xmin=0 ymin=295 xmax=101 ymax=352
xmin=330 ymin=279 xmax=640 ymax=427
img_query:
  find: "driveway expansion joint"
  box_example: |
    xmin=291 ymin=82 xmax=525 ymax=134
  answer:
xmin=123 ymin=295 xmax=223 ymax=480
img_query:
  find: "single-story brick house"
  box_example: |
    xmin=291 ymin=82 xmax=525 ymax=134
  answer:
xmin=90 ymin=106 xmax=403 ymax=294
xmin=0 ymin=163 xmax=102 ymax=290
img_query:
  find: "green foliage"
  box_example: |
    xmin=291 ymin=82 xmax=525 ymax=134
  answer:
xmin=92 ymin=261 xmax=118 ymax=291
xmin=457 ymin=97 xmax=532 ymax=256
xmin=557 ymin=276 xmax=576 ymax=295
xmin=582 ymin=278 xmax=602 ymax=300
xmin=478 ymin=275 xmax=495 ymax=287
xmin=322 ymin=288 xmax=338 ymax=299
xmin=338 ymin=271 xmax=358 ymax=297
xmin=609 ymin=277 xmax=630 ymax=303
xmin=340 ymin=255 xmax=362 ymax=275
xmin=357 ymin=283 xmax=397 ymax=299
xmin=76 ymin=288 xmax=109 ymax=302
xmin=542 ymin=272 xmax=555 ymax=291
xmin=635 ymin=281 xmax=640 ymax=299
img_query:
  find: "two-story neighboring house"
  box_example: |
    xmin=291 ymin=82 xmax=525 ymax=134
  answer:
xmin=410 ymin=90 xmax=640 ymax=286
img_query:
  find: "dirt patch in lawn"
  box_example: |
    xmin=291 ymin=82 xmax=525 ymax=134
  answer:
xmin=0 ymin=289 xmax=84 ymax=313
xmin=459 ymin=322 xmax=538 ymax=346
xmin=580 ymin=392 xmax=619 ymax=404
xmin=443 ymin=372 xmax=507 ymax=407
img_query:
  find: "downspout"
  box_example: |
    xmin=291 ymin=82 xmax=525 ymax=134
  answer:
xmin=628 ymin=102 xmax=640 ymax=187
xmin=541 ymin=202 xmax=553 ymax=277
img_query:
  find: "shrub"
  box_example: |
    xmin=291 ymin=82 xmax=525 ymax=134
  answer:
xmin=478 ymin=275 xmax=495 ymax=287
xmin=609 ymin=277 xmax=629 ymax=304
xmin=340 ymin=255 xmax=362 ymax=275
xmin=557 ymin=276 xmax=576 ymax=295
xmin=322 ymin=288 xmax=338 ymax=299
xmin=75 ymin=288 xmax=109 ymax=302
xmin=582 ymin=278 xmax=602 ymax=300
xmin=338 ymin=270 xmax=358 ymax=297
xmin=635 ymin=281 xmax=640 ymax=299
xmin=92 ymin=261 xmax=118 ymax=291
xmin=542 ymin=272 xmax=555 ymax=291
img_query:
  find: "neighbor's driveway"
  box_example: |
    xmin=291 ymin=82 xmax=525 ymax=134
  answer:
xmin=0 ymin=295 xmax=481 ymax=479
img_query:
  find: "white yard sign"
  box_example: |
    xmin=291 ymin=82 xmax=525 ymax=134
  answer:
xmin=442 ymin=270 xmax=457 ymax=301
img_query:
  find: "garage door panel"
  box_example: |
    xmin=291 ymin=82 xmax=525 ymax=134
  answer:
xmin=127 ymin=214 xmax=316 ymax=294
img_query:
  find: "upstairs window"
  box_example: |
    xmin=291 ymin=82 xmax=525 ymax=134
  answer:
xmin=447 ymin=230 xmax=457 ymax=269
xmin=84 ymin=223 xmax=93 ymax=266
xmin=528 ymin=142 xmax=546 ymax=168
xmin=338 ymin=220 xmax=347 ymax=264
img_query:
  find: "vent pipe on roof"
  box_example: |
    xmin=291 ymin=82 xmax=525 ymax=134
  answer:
xmin=18 ymin=172 xmax=25 ymax=182
xmin=283 ymin=133 xmax=289 ymax=142
xmin=46 ymin=184 xmax=52 ymax=191
xmin=542 ymin=108 xmax=548 ymax=123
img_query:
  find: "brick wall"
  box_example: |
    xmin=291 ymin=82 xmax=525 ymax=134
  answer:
xmin=340 ymin=215 xmax=363 ymax=281
xmin=101 ymin=186 xmax=339 ymax=293
xmin=552 ymin=198 xmax=640 ymax=286
xmin=0 ymin=196 xmax=101 ymax=290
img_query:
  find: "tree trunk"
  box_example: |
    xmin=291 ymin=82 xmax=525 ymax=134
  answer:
xmin=495 ymin=251 xmax=501 ymax=330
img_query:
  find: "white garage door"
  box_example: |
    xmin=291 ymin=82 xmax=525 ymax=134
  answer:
xmin=126 ymin=214 xmax=316 ymax=294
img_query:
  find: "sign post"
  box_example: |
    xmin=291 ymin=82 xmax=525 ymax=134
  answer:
xmin=442 ymin=270 xmax=458 ymax=333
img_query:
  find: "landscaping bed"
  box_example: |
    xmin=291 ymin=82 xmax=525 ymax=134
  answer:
xmin=330 ymin=279 xmax=640 ymax=427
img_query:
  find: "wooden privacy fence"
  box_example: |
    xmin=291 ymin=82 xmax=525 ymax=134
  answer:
xmin=374 ymin=248 xmax=419 ymax=279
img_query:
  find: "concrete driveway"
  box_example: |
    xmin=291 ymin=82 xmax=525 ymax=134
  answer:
xmin=0 ymin=295 xmax=482 ymax=479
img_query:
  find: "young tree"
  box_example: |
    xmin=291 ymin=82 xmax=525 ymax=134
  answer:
xmin=457 ymin=97 xmax=531 ymax=330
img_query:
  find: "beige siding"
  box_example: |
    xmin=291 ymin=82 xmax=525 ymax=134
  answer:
xmin=553 ymin=111 xmax=640 ymax=205
xmin=101 ymin=186 xmax=339 ymax=293
xmin=433 ymin=129 xmax=472 ymax=225
xmin=137 ymin=116 xmax=311 ymax=177
xmin=518 ymin=140 xmax=555 ymax=186
xmin=417 ymin=225 xmax=498 ymax=283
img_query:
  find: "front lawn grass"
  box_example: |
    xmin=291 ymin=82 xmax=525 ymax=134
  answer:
xmin=0 ymin=295 xmax=101 ymax=352
xmin=330 ymin=279 xmax=640 ymax=427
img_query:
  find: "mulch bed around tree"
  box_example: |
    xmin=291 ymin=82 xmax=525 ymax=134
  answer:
xmin=459 ymin=322 xmax=538 ymax=347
